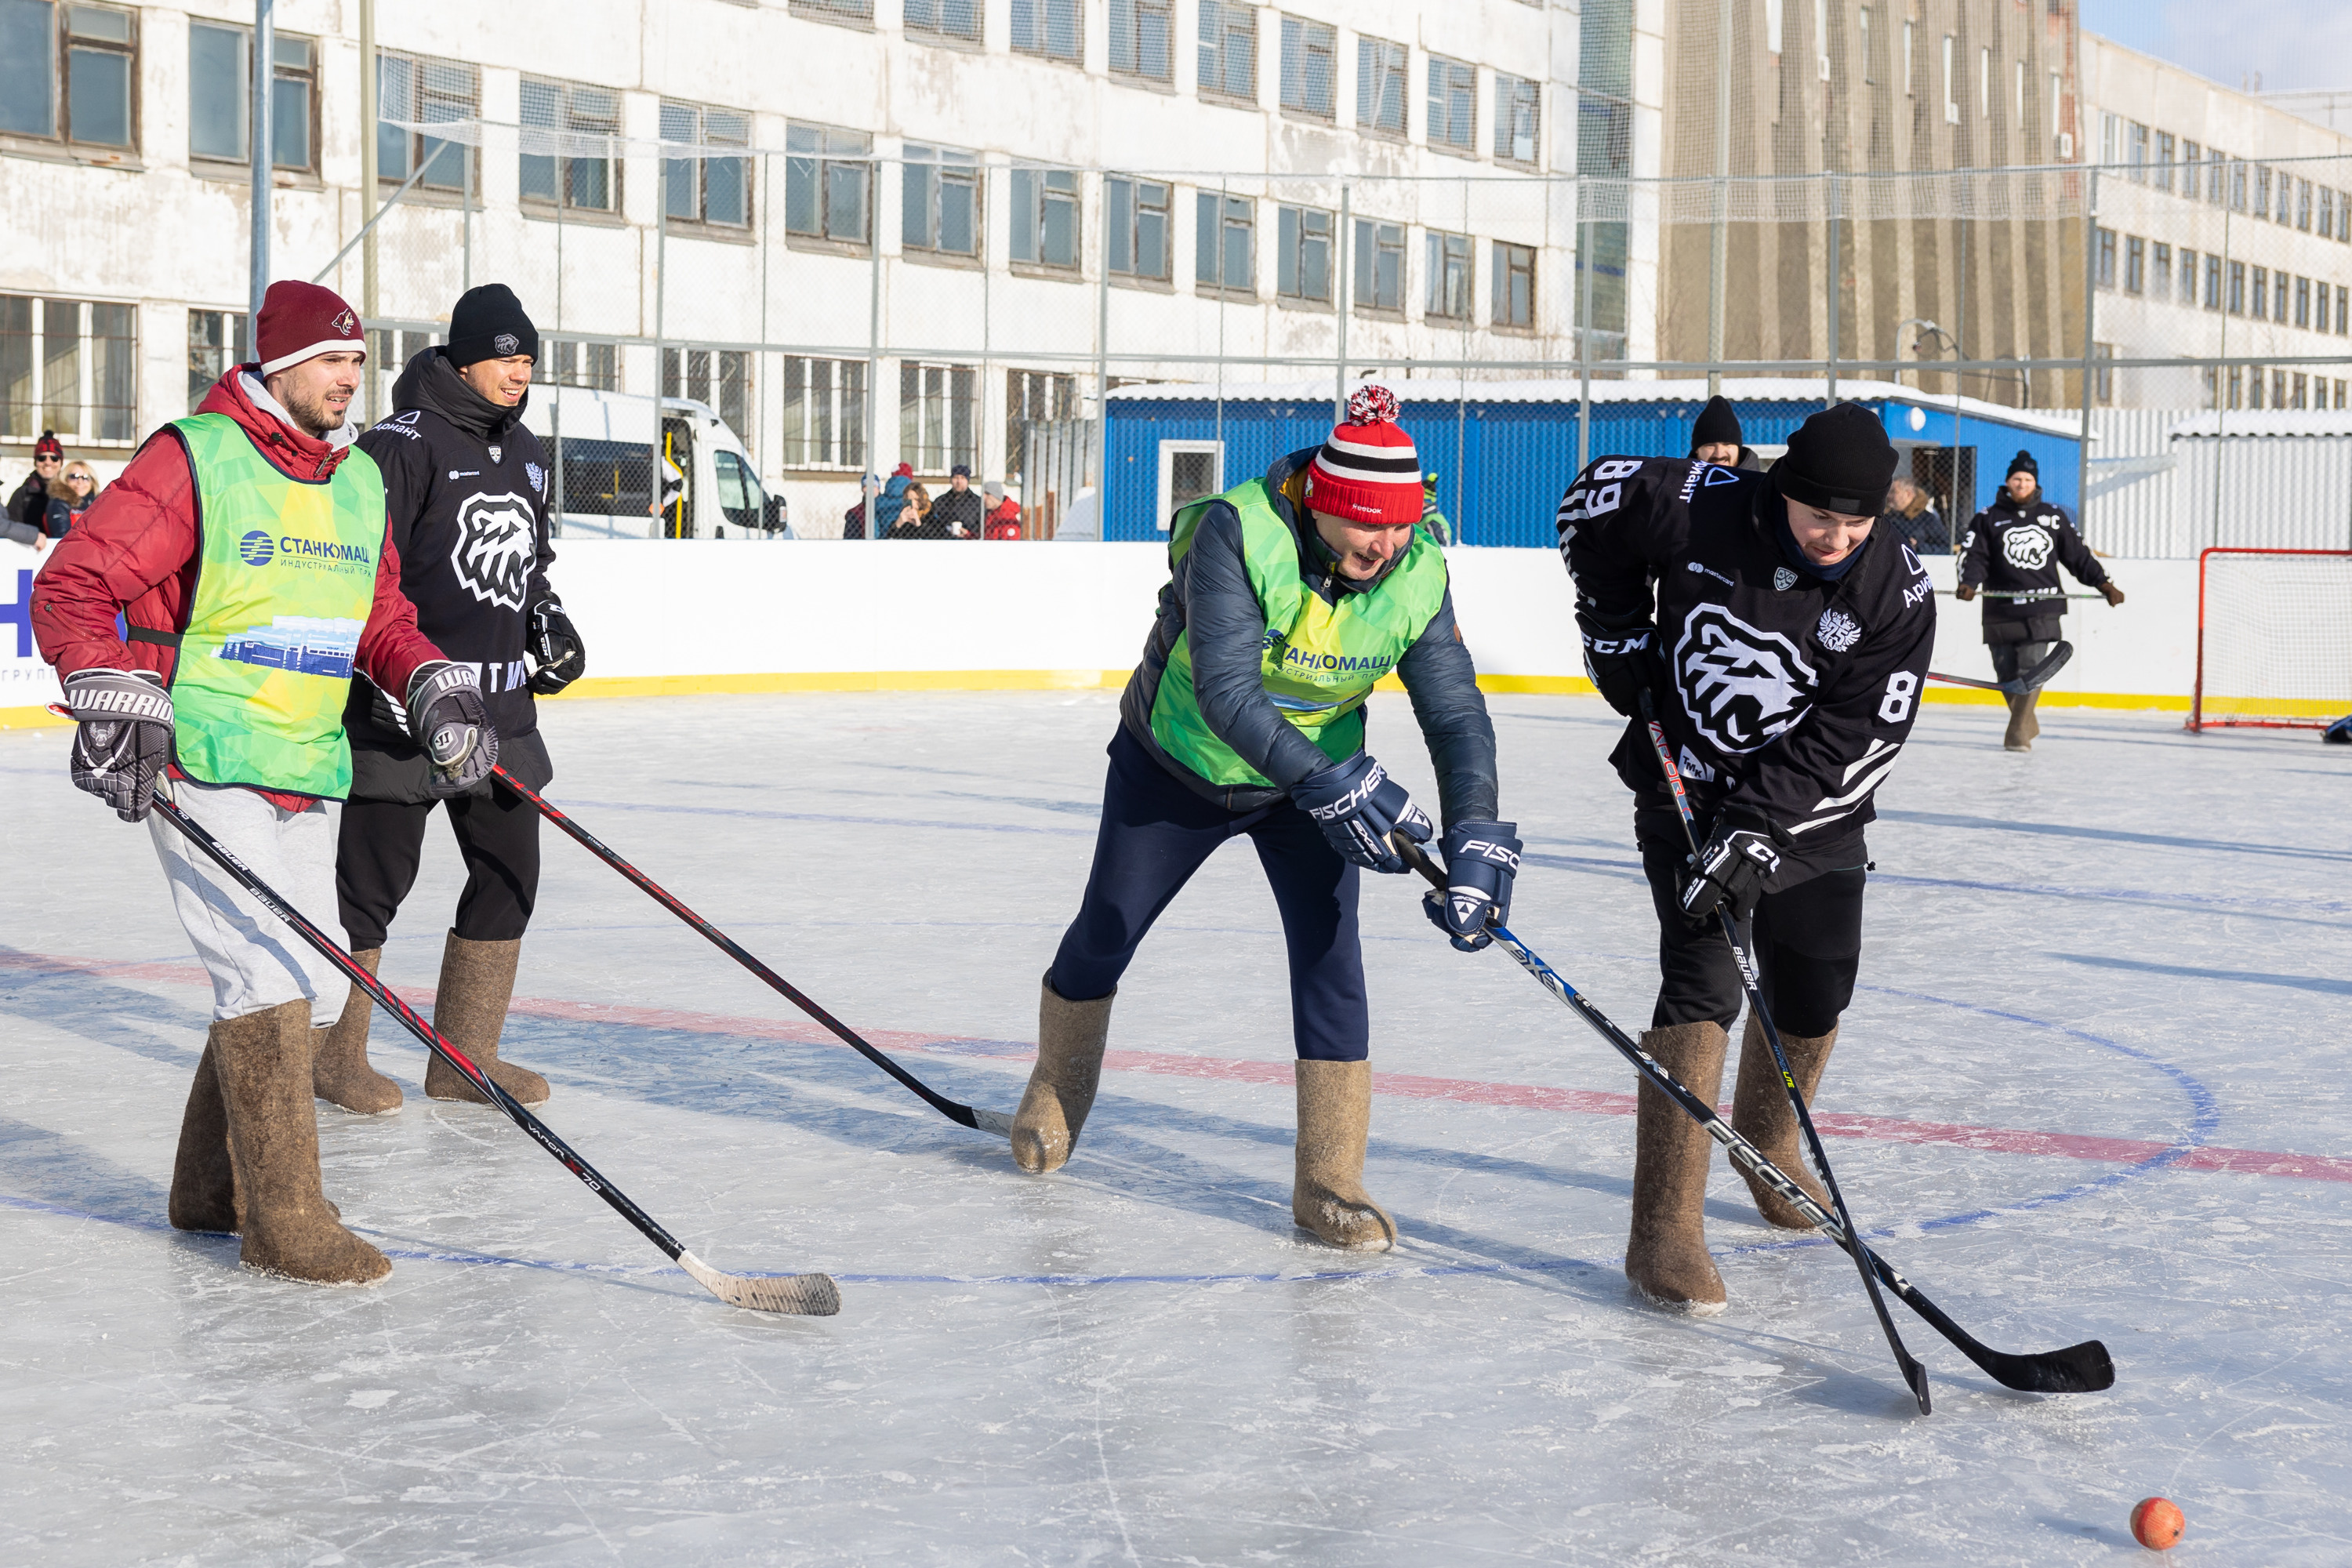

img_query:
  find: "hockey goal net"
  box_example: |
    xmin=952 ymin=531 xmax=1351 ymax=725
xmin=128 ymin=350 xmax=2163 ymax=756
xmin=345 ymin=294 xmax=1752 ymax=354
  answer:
xmin=2190 ymin=548 xmax=2352 ymax=731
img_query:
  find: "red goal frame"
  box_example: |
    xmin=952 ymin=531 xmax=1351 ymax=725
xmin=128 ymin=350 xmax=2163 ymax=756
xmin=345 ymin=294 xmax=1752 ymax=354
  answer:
xmin=2188 ymin=547 xmax=2352 ymax=732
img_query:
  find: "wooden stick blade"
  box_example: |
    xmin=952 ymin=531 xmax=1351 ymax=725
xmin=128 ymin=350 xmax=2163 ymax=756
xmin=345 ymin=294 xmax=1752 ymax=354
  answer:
xmin=678 ymin=1250 xmax=842 ymax=1316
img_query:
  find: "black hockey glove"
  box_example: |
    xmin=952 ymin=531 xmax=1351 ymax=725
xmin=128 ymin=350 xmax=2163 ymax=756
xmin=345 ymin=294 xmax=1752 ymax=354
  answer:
xmin=1679 ymin=806 xmax=1790 ymax=924
xmin=64 ymin=668 xmax=174 ymax=823
xmin=1291 ymin=752 xmax=1433 ymax=875
xmin=406 ymin=661 xmax=499 ymax=797
xmin=526 ymin=597 xmax=586 ymax=695
xmin=1577 ymin=612 xmax=1663 ymax=719
xmin=1421 ymin=819 xmax=1522 ymax=952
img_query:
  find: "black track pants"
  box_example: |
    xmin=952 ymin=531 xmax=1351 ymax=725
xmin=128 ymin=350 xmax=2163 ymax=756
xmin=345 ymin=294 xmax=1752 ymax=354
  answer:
xmin=337 ymin=784 xmax=542 ymax=951
xmin=1638 ymin=817 xmax=1866 ymax=1038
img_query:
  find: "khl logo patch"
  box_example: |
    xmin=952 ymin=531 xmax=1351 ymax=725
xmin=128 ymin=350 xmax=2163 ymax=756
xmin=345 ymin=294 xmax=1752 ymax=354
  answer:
xmin=1816 ymin=608 xmax=1863 ymax=652
xmin=1675 ymin=604 xmax=1819 ymax=754
xmin=1773 ymin=566 xmax=1798 ymax=592
xmin=452 ymin=492 xmax=538 ymax=611
xmin=2002 ymin=524 xmax=2055 ymax=570
xmin=238 ymin=530 xmax=275 ymax=566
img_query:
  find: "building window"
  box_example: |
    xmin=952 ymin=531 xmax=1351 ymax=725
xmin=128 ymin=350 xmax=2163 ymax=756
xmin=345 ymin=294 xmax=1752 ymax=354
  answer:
xmin=2227 ymin=260 xmax=2245 ymax=314
xmin=186 ymin=309 xmax=246 ymax=412
xmin=2293 ymin=372 xmax=2310 ymax=410
xmin=1941 ymin=35 xmax=1956 ymax=123
xmin=2322 ymin=187 xmax=2336 ymax=241
xmin=2253 ymin=266 xmax=2270 ymax=319
xmin=1109 ymin=0 xmax=1173 ymax=82
xmin=1427 ymin=54 xmax=1475 ymax=152
xmin=2123 ymin=235 xmax=2143 ymax=294
xmin=2 ymin=2 xmax=137 ymax=149
xmin=377 ymin=54 xmax=475 ymax=192
xmin=1276 ymin=205 xmax=1334 ymax=302
xmin=2230 ymin=159 xmax=2247 ymax=212
xmin=547 ymin=338 xmax=621 ymax=391
xmin=662 ymin=103 xmax=751 ymax=228
xmin=2204 ymin=254 xmax=2221 ymax=309
xmin=521 ymin=78 xmax=619 ymax=212
xmin=786 ymin=123 xmax=873 ymax=245
xmin=2151 ymin=242 xmax=2170 ymax=298
xmin=2298 ymin=178 xmax=2314 ymax=230
xmin=901 ymin=362 xmax=980 ymax=475
xmin=1011 ymin=0 xmax=1081 ymax=63
xmin=790 ymin=0 xmax=873 ymax=21
xmin=2339 ymin=285 xmax=2349 ymax=336
xmin=1 ymin=296 xmax=135 ymax=441
xmin=189 ymin=25 xmax=315 ymax=171
xmin=2093 ymin=227 xmax=2115 ymax=289
xmin=2274 ymin=368 xmax=2288 ymax=408
xmin=1196 ymin=193 xmax=1254 ymax=293
xmin=2277 ymin=272 xmax=2292 ymax=325
xmin=1197 ymin=0 xmax=1256 ymax=103
xmin=1279 ymin=16 xmax=1335 ymax=119
xmin=2340 ymin=194 xmax=2350 ymax=242
xmin=1493 ymin=241 xmax=1535 ymax=328
xmin=2154 ymin=130 xmax=2173 ymax=192
xmin=1356 ymin=36 xmax=1406 ymax=136
xmin=1352 ymin=219 xmax=1403 ymax=313
xmin=2254 ymin=165 xmax=2272 ymax=219
xmin=2278 ymin=173 xmax=2294 ymax=225
xmin=2092 ymin=342 xmax=2114 ymax=405
xmin=903 ymin=143 xmax=981 ymax=257
xmin=2126 ymin=120 xmax=2147 ymax=179
xmin=1006 ymin=368 xmax=1077 ymax=478
xmin=2339 ymin=380 xmax=2348 ymax=409
xmin=1980 ymin=48 xmax=1993 ymax=122
xmin=904 ymin=0 xmax=981 ymax=43
xmin=1495 ymin=74 xmax=1539 ymax=165
xmin=662 ymin=348 xmax=752 ymax=436
xmin=1009 ymin=167 xmax=1080 ymax=270
xmin=2296 ymin=275 xmax=2312 ymax=329
xmin=1427 ymin=230 xmax=1472 ymax=320
xmin=2177 ymin=247 xmax=2196 ymax=304
xmin=781 ymin=357 xmax=867 ymax=469
xmin=2207 ymin=149 xmax=2226 ymax=205
xmin=1107 ymin=176 xmax=1171 ymax=281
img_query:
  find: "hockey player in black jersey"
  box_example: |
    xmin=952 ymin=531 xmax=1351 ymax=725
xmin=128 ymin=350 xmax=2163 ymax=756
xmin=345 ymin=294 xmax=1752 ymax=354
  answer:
xmin=1957 ymin=450 xmax=2124 ymax=750
xmin=1559 ymin=402 xmax=1932 ymax=1315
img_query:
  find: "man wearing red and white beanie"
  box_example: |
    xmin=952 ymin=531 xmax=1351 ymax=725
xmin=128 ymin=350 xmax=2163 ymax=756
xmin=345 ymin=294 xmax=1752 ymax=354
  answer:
xmin=1008 ymin=385 xmax=1519 ymax=1253
xmin=31 ymin=280 xmax=495 ymax=1290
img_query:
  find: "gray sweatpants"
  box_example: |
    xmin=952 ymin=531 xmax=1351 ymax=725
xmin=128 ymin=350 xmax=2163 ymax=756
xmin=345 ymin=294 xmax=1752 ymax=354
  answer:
xmin=147 ymin=777 xmax=348 ymax=1026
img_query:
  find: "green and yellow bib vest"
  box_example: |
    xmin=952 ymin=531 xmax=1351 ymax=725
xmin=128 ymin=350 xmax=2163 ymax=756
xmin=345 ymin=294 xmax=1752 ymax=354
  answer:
xmin=166 ymin=414 xmax=387 ymax=797
xmin=1149 ymin=477 xmax=1450 ymax=788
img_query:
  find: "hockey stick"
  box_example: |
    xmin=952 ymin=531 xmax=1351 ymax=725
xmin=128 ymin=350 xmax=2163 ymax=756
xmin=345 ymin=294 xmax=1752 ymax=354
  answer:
xmin=147 ymin=793 xmax=842 ymax=1317
xmin=1635 ymin=692 xmax=1932 ymax=1412
xmin=1936 ymin=589 xmax=2107 ymax=601
xmin=1927 ymin=641 xmax=2074 ymax=698
xmin=1394 ymin=835 xmax=2111 ymax=1397
xmin=491 ymin=765 xmax=1011 ymax=1138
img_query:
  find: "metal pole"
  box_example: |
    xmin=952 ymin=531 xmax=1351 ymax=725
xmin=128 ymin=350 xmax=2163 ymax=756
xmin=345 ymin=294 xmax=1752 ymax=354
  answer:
xmin=1707 ymin=0 xmax=1731 ymax=398
xmin=358 ymin=0 xmax=376 ymax=423
xmin=1955 ymin=212 xmax=1969 ymax=515
xmin=1826 ymin=172 xmax=1840 ymax=408
xmin=655 ymin=174 xmax=669 ymax=539
xmin=756 ymin=151 xmax=770 ymax=534
xmin=2209 ymin=170 xmax=2227 ymax=548
xmin=1334 ymin=183 xmax=1351 ymax=426
xmin=868 ymin=155 xmax=883 ymax=543
xmin=551 ymin=144 xmax=565 ymax=529
xmin=2081 ymin=169 xmax=2099 ymax=540
xmin=249 ymin=0 xmax=274 ymax=324
xmin=461 ymin=123 xmax=473 ymax=296
xmin=1094 ymin=170 xmax=1112 ymax=539
xmin=1578 ymin=176 xmax=1594 ymax=475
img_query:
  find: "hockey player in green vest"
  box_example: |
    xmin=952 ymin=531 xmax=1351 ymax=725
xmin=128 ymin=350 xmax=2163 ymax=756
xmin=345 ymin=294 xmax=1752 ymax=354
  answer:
xmin=1011 ymin=386 xmax=1517 ymax=1250
xmin=32 ymin=281 xmax=495 ymax=1289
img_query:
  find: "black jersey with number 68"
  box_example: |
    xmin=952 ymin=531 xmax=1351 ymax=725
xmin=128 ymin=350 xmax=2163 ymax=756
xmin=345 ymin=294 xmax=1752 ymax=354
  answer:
xmin=1558 ymin=455 xmax=1936 ymax=847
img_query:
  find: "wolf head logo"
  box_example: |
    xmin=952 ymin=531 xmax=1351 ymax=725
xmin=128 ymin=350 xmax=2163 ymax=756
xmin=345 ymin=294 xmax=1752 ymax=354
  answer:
xmin=1675 ymin=605 xmax=1818 ymax=753
xmin=452 ymin=492 xmax=537 ymax=611
xmin=2002 ymin=524 xmax=2055 ymax=571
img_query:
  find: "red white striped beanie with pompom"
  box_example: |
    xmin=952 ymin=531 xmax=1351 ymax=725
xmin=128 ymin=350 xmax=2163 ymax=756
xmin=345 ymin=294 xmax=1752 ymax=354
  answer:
xmin=1304 ymin=384 xmax=1423 ymax=524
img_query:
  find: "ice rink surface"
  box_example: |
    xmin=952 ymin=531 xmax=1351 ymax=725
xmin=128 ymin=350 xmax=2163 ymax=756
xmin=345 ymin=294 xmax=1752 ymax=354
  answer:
xmin=3 ymin=688 xmax=2348 ymax=1565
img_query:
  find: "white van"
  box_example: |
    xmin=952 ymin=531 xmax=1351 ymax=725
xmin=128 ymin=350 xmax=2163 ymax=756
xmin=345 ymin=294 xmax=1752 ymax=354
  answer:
xmin=518 ymin=387 xmax=793 ymax=540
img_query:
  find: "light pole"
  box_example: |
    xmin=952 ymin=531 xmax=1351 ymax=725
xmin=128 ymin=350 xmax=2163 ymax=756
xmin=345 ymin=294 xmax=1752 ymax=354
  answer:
xmin=249 ymin=0 xmax=274 ymax=324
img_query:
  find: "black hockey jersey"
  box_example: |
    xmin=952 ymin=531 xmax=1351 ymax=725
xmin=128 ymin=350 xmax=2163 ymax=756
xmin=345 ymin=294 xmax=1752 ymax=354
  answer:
xmin=1958 ymin=492 xmax=2108 ymax=640
xmin=1559 ymin=456 xmax=1936 ymax=849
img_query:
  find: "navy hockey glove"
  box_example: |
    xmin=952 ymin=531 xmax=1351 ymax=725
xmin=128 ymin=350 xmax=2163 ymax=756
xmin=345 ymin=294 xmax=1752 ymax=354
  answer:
xmin=1577 ymin=614 xmax=1663 ymax=719
xmin=406 ymin=661 xmax=499 ymax=797
xmin=1679 ymin=807 xmax=1789 ymax=924
xmin=1421 ymin=819 xmax=1523 ymax=952
xmin=526 ymin=597 xmax=586 ymax=695
xmin=1291 ymin=752 xmax=1433 ymax=875
xmin=64 ymin=668 xmax=173 ymax=823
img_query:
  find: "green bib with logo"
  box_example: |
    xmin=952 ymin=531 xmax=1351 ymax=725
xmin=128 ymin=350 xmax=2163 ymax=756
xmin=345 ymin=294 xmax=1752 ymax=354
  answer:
xmin=1149 ymin=477 xmax=1449 ymax=788
xmin=168 ymin=414 xmax=387 ymax=797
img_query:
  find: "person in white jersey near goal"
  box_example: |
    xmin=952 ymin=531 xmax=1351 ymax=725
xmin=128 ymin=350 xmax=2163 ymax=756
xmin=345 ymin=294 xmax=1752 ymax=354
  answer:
xmin=1956 ymin=450 xmax=2124 ymax=751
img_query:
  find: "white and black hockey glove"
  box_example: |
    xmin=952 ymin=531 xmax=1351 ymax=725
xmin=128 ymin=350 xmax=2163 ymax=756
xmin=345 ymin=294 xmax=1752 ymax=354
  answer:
xmin=1421 ymin=819 xmax=1523 ymax=952
xmin=1679 ymin=807 xmax=1790 ymax=924
xmin=64 ymin=668 xmax=174 ymax=823
xmin=1291 ymin=752 xmax=1434 ymax=875
xmin=526 ymin=597 xmax=586 ymax=695
xmin=405 ymin=660 xmax=499 ymax=797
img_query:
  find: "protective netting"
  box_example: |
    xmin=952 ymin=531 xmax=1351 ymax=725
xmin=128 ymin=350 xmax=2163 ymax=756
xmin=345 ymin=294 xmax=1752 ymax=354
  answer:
xmin=2190 ymin=550 xmax=2352 ymax=728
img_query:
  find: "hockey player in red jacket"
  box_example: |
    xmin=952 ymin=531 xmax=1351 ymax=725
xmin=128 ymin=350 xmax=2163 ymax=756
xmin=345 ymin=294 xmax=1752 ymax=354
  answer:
xmin=31 ymin=281 xmax=495 ymax=1288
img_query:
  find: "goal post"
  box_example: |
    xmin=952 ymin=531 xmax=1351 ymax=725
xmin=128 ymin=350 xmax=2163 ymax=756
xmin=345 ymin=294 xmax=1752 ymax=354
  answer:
xmin=2189 ymin=548 xmax=2352 ymax=731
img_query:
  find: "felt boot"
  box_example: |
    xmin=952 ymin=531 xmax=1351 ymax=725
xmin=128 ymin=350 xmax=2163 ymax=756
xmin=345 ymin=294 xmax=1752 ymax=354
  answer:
xmin=1292 ymin=1058 xmax=1396 ymax=1251
xmin=216 ymin=999 xmax=389 ymax=1285
xmin=168 ymin=1037 xmax=238 ymax=1233
xmin=1730 ymin=1014 xmax=1837 ymax=1230
xmin=313 ymin=948 xmax=402 ymax=1114
xmin=2003 ymin=692 xmax=2040 ymax=751
xmin=1624 ymin=1022 xmax=1729 ymax=1315
xmin=1011 ymin=975 xmax=1113 ymax=1174
xmin=423 ymin=934 xmax=547 ymax=1105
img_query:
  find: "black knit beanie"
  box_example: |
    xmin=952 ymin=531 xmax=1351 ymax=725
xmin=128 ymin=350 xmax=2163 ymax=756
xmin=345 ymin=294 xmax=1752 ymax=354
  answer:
xmin=446 ymin=284 xmax=539 ymax=368
xmin=1774 ymin=401 xmax=1896 ymax=517
xmin=2006 ymin=448 xmax=2038 ymax=481
xmin=1690 ymin=394 xmax=1743 ymax=453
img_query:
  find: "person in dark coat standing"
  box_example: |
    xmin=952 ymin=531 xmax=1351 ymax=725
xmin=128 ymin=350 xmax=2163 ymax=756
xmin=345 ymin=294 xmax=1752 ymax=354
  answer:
xmin=930 ymin=464 xmax=987 ymax=539
xmin=1689 ymin=395 xmax=1763 ymax=472
xmin=318 ymin=283 xmax=586 ymax=1115
xmin=1958 ymin=450 xmax=2123 ymax=751
xmin=6 ymin=430 xmax=64 ymax=527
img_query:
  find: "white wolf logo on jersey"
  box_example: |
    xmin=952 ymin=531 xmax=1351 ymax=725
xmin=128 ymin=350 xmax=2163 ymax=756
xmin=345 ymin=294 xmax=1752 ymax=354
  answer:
xmin=1675 ymin=605 xmax=1818 ymax=754
xmin=2002 ymin=524 xmax=2055 ymax=571
xmin=452 ymin=492 xmax=537 ymax=610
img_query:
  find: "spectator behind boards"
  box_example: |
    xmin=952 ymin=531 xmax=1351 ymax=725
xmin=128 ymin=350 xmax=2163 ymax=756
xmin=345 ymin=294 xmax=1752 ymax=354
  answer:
xmin=931 ymin=464 xmax=987 ymax=539
xmin=1878 ymin=476 xmax=1947 ymax=555
xmin=39 ymin=460 xmax=101 ymax=546
xmin=982 ymin=480 xmax=1024 ymax=539
xmin=1688 ymin=395 xmax=1762 ymax=471
xmin=7 ymin=430 xmax=64 ymax=528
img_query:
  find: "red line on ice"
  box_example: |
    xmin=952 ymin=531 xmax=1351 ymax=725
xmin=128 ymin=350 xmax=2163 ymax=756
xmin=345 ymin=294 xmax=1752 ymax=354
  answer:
xmin=16 ymin=949 xmax=2349 ymax=1186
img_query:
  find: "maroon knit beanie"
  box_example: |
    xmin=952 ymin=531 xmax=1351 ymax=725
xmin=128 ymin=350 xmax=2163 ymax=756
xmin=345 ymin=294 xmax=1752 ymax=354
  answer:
xmin=256 ymin=281 xmax=366 ymax=376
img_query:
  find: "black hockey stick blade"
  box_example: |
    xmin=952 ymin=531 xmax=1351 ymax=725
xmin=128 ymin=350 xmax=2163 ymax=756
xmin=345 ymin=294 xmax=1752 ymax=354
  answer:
xmin=1927 ymin=641 xmax=2074 ymax=699
xmin=147 ymin=794 xmax=842 ymax=1316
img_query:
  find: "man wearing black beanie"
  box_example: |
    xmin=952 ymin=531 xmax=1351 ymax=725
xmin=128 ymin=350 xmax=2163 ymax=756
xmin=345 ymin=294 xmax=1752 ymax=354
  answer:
xmin=319 ymin=283 xmax=588 ymax=1116
xmin=1687 ymin=394 xmax=1761 ymax=472
xmin=1555 ymin=401 xmax=1934 ymax=1316
xmin=1957 ymin=449 xmax=2122 ymax=750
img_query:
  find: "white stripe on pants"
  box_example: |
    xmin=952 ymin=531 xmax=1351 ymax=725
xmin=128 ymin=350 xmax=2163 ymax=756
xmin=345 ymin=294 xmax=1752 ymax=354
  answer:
xmin=147 ymin=777 xmax=348 ymax=1026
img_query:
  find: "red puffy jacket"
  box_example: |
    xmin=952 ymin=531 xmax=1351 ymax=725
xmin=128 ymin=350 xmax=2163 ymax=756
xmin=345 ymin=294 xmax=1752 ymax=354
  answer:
xmin=982 ymin=499 xmax=1024 ymax=541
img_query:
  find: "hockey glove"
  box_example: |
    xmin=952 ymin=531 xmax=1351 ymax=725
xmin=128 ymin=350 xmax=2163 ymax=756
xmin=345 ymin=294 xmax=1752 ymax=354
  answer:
xmin=1291 ymin=752 xmax=1434 ymax=875
xmin=1421 ymin=819 xmax=1523 ymax=952
xmin=406 ymin=660 xmax=499 ymax=797
xmin=526 ymin=597 xmax=586 ymax=695
xmin=2099 ymin=581 xmax=2126 ymax=607
xmin=1679 ymin=806 xmax=1789 ymax=924
xmin=64 ymin=668 xmax=174 ymax=823
xmin=1577 ymin=612 xmax=1663 ymax=719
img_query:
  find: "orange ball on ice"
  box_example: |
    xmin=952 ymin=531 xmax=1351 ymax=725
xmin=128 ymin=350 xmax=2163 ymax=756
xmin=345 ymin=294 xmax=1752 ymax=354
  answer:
xmin=2131 ymin=1497 xmax=2185 ymax=1550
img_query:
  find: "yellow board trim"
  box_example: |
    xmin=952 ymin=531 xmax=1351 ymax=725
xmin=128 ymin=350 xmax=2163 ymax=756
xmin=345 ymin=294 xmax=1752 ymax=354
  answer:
xmin=0 ymin=705 xmax=72 ymax=730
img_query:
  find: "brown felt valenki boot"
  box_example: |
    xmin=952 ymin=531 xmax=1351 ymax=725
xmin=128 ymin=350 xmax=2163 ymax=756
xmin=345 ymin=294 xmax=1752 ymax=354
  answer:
xmin=423 ymin=933 xmax=548 ymax=1106
xmin=313 ymin=948 xmax=402 ymax=1114
xmin=216 ymin=999 xmax=390 ymax=1284
xmin=1625 ymin=1021 xmax=1729 ymax=1314
xmin=1292 ymin=1058 xmax=1396 ymax=1251
xmin=1730 ymin=1013 xmax=1837 ymax=1230
xmin=168 ymin=1036 xmax=238 ymax=1233
xmin=1011 ymin=975 xmax=1114 ymax=1174
xmin=2003 ymin=692 xmax=2041 ymax=751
